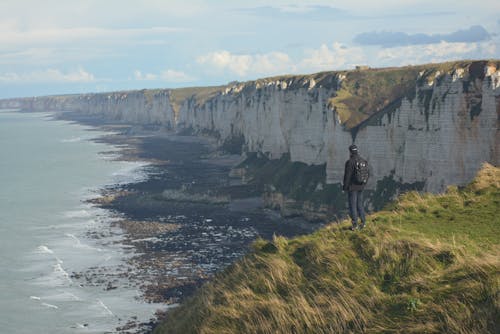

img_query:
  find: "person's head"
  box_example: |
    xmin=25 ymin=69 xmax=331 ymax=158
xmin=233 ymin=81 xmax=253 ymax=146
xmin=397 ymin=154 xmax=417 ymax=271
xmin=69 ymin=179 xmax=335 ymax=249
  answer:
xmin=349 ymin=144 xmax=358 ymax=156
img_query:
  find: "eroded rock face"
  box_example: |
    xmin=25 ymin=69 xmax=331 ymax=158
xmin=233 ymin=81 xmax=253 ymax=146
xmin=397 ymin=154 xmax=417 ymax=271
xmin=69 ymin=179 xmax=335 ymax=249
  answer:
xmin=336 ymin=71 xmax=499 ymax=192
xmin=2 ymin=62 xmax=498 ymax=197
xmin=178 ymin=79 xmax=337 ymax=165
xmin=5 ymin=90 xmax=176 ymax=126
xmin=178 ymin=64 xmax=499 ymax=193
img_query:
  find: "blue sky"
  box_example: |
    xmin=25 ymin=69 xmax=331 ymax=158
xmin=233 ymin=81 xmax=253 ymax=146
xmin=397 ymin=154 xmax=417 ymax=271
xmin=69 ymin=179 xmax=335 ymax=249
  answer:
xmin=1 ymin=0 xmax=499 ymax=98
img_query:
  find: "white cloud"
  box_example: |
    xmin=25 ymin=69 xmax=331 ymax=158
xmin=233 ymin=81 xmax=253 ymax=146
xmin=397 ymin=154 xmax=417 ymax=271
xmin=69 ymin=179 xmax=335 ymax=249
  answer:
xmin=134 ymin=70 xmax=158 ymax=81
xmin=299 ymin=42 xmax=366 ymax=71
xmin=0 ymin=67 xmax=96 ymax=83
xmin=376 ymin=41 xmax=497 ymax=66
xmin=159 ymin=69 xmax=195 ymax=82
xmin=196 ymin=44 xmax=369 ymax=78
xmin=197 ymin=50 xmax=294 ymax=76
xmin=197 ymin=51 xmax=251 ymax=76
xmin=133 ymin=69 xmax=195 ymax=82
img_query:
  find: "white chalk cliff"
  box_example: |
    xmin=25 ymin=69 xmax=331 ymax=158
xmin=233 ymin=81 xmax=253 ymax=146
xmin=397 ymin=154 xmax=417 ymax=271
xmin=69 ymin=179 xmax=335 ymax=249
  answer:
xmin=2 ymin=61 xmax=498 ymax=201
xmin=178 ymin=62 xmax=499 ymax=194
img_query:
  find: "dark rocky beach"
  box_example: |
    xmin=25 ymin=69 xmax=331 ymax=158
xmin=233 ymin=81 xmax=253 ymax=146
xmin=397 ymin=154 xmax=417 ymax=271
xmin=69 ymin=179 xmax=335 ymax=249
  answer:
xmin=58 ymin=113 xmax=324 ymax=333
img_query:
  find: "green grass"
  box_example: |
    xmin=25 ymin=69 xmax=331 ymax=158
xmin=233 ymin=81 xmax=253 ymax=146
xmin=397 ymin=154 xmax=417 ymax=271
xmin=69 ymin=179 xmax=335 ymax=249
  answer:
xmin=375 ymin=163 xmax=500 ymax=250
xmin=328 ymin=66 xmax=422 ymax=128
xmin=153 ymin=163 xmax=499 ymax=334
xmin=169 ymin=85 xmax=228 ymax=118
xmin=324 ymin=60 xmax=500 ymax=129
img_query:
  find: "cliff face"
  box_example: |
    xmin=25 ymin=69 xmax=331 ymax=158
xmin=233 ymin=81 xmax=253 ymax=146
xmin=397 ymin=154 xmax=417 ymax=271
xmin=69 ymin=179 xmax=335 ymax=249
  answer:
xmin=178 ymin=61 xmax=499 ymax=195
xmin=179 ymin=76 xmax=337 ymax=165
xmin=3 ymin=90 xmax=176 ymax=126
xmin=2 ymin=61 xmax=499 ymax=213
xmin=350 ymin=71 xmax=499 ymax=194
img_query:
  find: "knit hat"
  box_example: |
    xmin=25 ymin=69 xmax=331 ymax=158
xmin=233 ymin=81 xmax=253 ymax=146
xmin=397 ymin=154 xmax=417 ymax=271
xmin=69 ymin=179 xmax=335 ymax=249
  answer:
xmin=349 ymin=144 xmax=358 ymax=153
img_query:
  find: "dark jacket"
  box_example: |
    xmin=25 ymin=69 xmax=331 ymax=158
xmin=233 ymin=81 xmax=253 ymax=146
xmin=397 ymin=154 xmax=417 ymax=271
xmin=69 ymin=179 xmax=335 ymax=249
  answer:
xmin=343 ymin=153 xmax=366 ymax=192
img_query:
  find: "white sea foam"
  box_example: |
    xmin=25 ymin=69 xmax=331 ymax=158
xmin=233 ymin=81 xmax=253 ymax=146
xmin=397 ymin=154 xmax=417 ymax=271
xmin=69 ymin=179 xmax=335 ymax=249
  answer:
xmin=100 ymin=153 xmax=121 ymax=161
xmin=61 ymin=136 xmax=84 ymax=143
xmin=96 ymin=299 xmax=114 ymax=316
xmin=111 ymin=162 xmax=149 ymax=185
xmin=36 ymin=245 xmax=54 ymax=254
xmin=41 ymin=302 xmax=59 ymax=309
xmin=65 ymin=292 xmax=81 ymax=301
xmin=64 ymin=210 xmax=92 ymax=219
xmin=65 ymin=233 xmax=104 ymax=252
xmin=131 ymin=237 xmax=162 ymax=243
xmin=1 ymin=111 xmax=162 ymax=334
xmin=33 ymin=245 xmax=63 ymax=264
xmin=53 ymin=263 xmax=72 ymax=284
xmin=65 ymin=233 xmax=82 ymax=246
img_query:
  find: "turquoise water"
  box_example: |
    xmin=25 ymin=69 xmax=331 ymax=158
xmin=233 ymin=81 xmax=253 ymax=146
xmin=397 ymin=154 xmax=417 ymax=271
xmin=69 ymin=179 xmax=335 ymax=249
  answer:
xmin=0 ymin=110 xmax=162 ymax=333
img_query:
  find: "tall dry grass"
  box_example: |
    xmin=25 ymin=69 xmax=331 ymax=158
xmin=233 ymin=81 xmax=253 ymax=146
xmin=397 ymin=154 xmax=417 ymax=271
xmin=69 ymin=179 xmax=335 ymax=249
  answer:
xmin=154 ymin=164 xmax=499 ymax=334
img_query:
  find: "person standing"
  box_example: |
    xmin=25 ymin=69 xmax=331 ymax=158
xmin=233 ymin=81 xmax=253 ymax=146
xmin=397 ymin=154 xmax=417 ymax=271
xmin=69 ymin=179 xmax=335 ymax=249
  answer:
xmin=343 ymin=144 xmax=369 ymax=230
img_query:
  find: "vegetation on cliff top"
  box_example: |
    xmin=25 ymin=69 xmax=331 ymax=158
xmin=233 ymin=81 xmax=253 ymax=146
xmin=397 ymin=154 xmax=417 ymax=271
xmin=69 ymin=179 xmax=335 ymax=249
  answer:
xmin=153 ymin=163 xmax=499 ymax=334
xmin=5 ymin=60 xmax=498 ymax=132
xmin=169 ymin=85 xmax=228 ymax=117
xmin=166 ymin=60 xmax=499 ymax=130
xmin=327 ymin=60 xmax=500 ymax=129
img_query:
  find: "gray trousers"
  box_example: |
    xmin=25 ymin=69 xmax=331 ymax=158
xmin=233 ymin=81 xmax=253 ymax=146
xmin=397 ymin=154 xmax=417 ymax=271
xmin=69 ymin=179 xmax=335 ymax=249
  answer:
xmin=348 ymin=190 xmax=366 ymax=227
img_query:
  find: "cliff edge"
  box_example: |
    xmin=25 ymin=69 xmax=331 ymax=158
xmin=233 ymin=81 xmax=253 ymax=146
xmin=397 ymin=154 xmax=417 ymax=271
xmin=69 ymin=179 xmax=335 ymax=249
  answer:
xmin=152 ymin=163 xmax=500 ymax=334
xmin=1 ymin=60 xmax=499 ymax=219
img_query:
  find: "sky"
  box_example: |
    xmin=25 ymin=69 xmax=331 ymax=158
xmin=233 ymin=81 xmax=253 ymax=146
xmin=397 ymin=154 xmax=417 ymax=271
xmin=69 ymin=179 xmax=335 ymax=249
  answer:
xmin=1 ymin=0 xmax=499 ymax=99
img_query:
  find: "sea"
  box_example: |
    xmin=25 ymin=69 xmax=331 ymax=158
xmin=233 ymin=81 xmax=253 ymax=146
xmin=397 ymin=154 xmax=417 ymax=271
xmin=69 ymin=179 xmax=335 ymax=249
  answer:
xmin=0 ymin=110 xmax=164 ymax=333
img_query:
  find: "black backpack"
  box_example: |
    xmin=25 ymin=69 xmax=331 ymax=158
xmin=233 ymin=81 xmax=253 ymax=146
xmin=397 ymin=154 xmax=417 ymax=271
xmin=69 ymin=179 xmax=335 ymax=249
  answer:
xmin=353 ymin=157 xmax=369 ymax=185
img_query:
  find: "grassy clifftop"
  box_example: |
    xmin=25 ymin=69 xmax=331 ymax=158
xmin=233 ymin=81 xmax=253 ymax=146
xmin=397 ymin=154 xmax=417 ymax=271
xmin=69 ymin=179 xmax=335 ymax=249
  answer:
xmin=153 ymin=163 xmax=499 ymax=334
xmin=323 ymin=60 xmax=499 ymax=129
xmin=169 ymin=85 xmax=228 ymax=117
xmin=167 ymin=60 xmax=499 ymax=130
xmin=4 ymin=60 xmax=497 ymax=132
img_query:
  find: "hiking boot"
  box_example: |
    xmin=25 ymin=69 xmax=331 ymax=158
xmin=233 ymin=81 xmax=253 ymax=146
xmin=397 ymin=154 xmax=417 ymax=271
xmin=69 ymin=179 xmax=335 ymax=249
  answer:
xmin=349 ymin=226 xmax=358 ymax=231
xmin=359 ymin=223 xmax=366 ymax=230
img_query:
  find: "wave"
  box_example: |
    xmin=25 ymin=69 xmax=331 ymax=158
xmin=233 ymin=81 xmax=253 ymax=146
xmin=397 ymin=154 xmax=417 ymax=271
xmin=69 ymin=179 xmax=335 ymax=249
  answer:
xmin=60 ymin=136 xmax=85 ymax=143
xmin=41 ymin=302 xmax=59 ymax=309
xmin=111 ymin=162 xmax=149 ymax=185
xmin=36 ymin=245 xmax=54 ymax=254
xmin=65 ymin=292 xmax=82 ymax=301
xmin=100 ymin=153 xmax=121 ymax=161
xmin=53 ymin=263 xmax=72 ymax=284
xmin=65 ymin=233 xmax=103 ymax=252
xmin=131 ymin=237 xmax=162 ymax=243
xmin=65 ymin=233 xmax=82 ymax=246
xmin=30 ymin=296 xmax=41 ymax=300
xmin=96 ymin=299 xmax=114 ymax=316
xmin=34 ymin=245 xmax=63 ymax=266
xmin=63 ymin=210 xmax=92 ymax=219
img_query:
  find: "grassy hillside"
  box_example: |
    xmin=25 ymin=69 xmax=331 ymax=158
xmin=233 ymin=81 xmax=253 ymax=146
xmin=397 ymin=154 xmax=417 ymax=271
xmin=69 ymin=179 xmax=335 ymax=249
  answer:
xmin=153 ymin=163 xmax=499 ymax=334
xmin=169 ymin=85 xmax=228 ymax=117
xmin=327 ymin=60 xmax=500 ymax=129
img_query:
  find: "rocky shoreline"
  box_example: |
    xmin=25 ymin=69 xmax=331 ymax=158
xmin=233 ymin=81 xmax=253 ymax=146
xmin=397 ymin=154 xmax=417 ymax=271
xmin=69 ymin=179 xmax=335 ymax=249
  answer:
xmin=58 ymin=112 xmax=324 ymax=333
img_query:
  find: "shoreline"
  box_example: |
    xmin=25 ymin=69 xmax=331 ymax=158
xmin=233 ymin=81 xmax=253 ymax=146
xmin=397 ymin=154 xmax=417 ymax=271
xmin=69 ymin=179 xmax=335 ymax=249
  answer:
xmin=56 ymin=111 xmax=325 ymax=333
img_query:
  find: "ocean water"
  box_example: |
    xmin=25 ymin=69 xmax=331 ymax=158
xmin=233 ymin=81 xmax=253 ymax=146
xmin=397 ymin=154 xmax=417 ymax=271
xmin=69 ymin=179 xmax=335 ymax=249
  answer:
xmin=0 ymin=110 xmax=163 ymax=333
